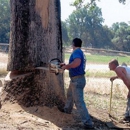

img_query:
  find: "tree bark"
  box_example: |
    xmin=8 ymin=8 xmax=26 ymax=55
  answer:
xmin=1 ymin=0 xmax=65 ymax=110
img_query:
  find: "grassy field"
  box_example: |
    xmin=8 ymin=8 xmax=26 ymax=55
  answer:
xmin=65 ymin=53 xmax=130 ymax=65
xmin=0 ymin=52 xmax=130 ymax=77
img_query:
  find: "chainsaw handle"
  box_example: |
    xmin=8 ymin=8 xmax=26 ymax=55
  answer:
xmin=50 ymin=58 xmax=61 ymax=63
xmin=55 ymin=69 xmax=64 ymax=75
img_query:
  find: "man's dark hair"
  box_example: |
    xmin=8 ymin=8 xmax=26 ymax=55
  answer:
xmin=72 ymin=38 xmax=82 ymax=47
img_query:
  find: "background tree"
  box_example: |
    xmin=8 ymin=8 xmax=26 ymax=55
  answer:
xmin=61 ymin=0 xmax=129 ymax=49
xmin=0 ymin=0 xmax=10 ymax=43
xmin=71 ymin=0 xmax=126 ymax=8
xmin=1 ymin=0 xmax=65 ymax=111
xmin=61 ymin=21 xmax=69 ymax=46
xmin=66 ymin=4 xmax=107 ymax=48
xmin=111 ymin=22 xmax=130 ymax=51
xmin=0 ymin=0 xmax=129 ymax=51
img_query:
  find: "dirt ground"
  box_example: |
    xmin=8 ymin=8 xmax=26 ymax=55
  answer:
xmin=0 ymin=52 xmax=130 ymax=130
xmin=0 ymin=77 xmax=130 ymax=130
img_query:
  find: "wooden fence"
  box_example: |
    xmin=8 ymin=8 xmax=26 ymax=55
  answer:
xmin=64 ymin=47 xmax=130 ymax=56
xmin=1 ymin=43 xmax=130 ymax=55
xmin=0 ymin=43 xmax=9 ymax=53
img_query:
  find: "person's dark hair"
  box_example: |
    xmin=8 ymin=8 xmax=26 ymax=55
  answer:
xmin=110 ymin=59 xmax=119 ymax=66
xmin=72 ymin=38 xmax=82 ymax=47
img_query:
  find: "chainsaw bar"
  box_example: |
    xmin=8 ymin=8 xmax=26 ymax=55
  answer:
xmin=35 ymin=67 xmax=49 ymax=71
xmin=35 ymin=58 xmax=64 ymax=74
xmin=35 ymin=67 xmax=64 ymax=74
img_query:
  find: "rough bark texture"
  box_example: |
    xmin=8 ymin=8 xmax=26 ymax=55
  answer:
xmin=1 ymin=0 xmax=65 ymax=110
xmin=8 ymin=0 xmax=63 ymax=70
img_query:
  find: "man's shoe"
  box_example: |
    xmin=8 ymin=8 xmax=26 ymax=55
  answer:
xmin=63 ymin=108 xmax=71 ymax=114
xmin=84 ymin=124 xmax=94 ymax=129
xmin=58 ymin=107 xmax=71 ymax=114
xmin=84 ymin=122 xmax=94 ymax=129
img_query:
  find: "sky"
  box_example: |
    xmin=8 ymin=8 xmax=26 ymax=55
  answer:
xmin=60 ymin=0 xmax=130 ymax=27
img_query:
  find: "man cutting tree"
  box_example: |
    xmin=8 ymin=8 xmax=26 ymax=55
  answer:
xmin=61 ymin=38 xmax=94 ymax=129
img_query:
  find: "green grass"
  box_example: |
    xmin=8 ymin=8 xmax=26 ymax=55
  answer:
xmin=65 ymin=53 xmax=130 ymax=65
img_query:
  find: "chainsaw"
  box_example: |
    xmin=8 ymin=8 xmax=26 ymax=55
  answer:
xmin=35 ymin=58 xmax=64 ymax=75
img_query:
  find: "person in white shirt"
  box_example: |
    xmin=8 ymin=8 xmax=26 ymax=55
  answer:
xmin=109 ymin=59 xmax=130 ymax=122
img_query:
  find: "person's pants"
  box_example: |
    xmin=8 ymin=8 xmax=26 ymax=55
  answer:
xmin=64 ymin=75 xmax=92 ymax=125
xmin=125 ymin=97 xmax=130 ymax=117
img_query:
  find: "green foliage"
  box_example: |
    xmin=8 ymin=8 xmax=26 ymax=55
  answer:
xmin=0 ymin=0 xmax=129 ymax=52
xmin=111 ymin=22 xmax=130 ymax=51
xmin=70 ymin=0 xmax=85 ymax=9
xmin=119 ymin=0 xmax=126 ymax=4
xmin=71 ymin=0 xmax=99 ymax=9
xmin=71 ymin=0 xmax=126 ymax=8
xmin=66 ymin=5 xmax=109 ymax=48
xmin=61 ymin=21 xmax=69 ymax=46
xmin=62 ymin=4 xmax=115 ymax=49
xmin=0 ymin=0 xmax=10 ymax=43
xmin=61 ymin=0 xmax=128 ymax=50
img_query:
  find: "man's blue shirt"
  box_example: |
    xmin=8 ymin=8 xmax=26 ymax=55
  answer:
xmin=69 ymin=48 xmax=86 ymax=77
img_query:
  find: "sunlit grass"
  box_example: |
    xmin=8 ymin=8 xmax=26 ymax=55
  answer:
xmin=86 ymin=70 xmax=116 ymax=78
xmin=84 ymin=92 xmax=126 ymax=120
xmin=64 ymin=69 xmax=116 ymax=78
xmin=0 ymin=67 xmax=8 ymax=76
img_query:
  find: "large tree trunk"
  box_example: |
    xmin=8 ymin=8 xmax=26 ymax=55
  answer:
xmin=1 ymin=0 xmax=65 ymax=110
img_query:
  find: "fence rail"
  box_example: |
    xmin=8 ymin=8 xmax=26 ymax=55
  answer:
xmin=83 ymin=47 xmax=130 ymax=55
xmin=0 ymin=43 xmax=9 ymax=53
xmin=64 ymin=47 xmax=130 ymax=55
xmin=0 ymin=43 xmax=9 ymax=46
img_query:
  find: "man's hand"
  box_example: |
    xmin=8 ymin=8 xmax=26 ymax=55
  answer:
xmin=110 ymin=76 xmax=118 ymax=81
xmin=60 ymin=58 xmax=81 ymax=70
xmin=60 ymin=63 xmax=66 ymax=67
xmin=60 ymin=63 xmax=67 ymax=70
xmin=61 ymin=64 xmax=67 ymax=70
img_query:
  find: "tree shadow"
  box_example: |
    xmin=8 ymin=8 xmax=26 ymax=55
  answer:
xmin=20 ymin=105 xmax=126 ymax=130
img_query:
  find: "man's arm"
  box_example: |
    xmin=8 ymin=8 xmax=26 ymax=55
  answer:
xmin=61 ymin=58 xmax=81 ymax=70
xmin=110 ymin=76 xmax=118 ymax=81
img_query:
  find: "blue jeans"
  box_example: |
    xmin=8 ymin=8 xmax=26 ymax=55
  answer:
xmin=125 ymin=97 xmax=130 ymax=117
xmin=64 ymin=75 xmax=92 ymax=125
